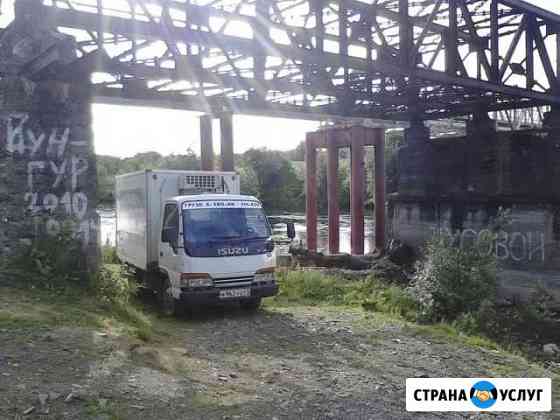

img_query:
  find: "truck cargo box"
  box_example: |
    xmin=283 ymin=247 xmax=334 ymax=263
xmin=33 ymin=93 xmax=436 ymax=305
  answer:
xmin=115 ymin=170 xmax=240 ymax=270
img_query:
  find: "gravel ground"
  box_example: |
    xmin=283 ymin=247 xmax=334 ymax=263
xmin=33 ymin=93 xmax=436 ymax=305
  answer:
xmin=0 ymin=303 xmax=558 ymax=420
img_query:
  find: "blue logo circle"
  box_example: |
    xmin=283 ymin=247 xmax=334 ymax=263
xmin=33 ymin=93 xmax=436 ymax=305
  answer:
xmin=470 ymin=381 xmax=498 ymax=409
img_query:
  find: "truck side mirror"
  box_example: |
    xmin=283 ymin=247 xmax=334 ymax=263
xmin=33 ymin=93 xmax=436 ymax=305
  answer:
xmin=286 ymin=222 xmax=296 ymax=240
xmin=162 ymin=227 xmax=177 ymax=244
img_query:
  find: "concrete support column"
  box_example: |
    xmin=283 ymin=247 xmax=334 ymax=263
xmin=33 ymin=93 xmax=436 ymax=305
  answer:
xmin=0 ymin=78 xmax=99 ymax=266
xmin=350 ymin=128 xmax=365 ymax=255
xmin=399 ymin=120 xmax=432 ymax=196
xmin=199 ymin=115 xmax=214 ymax=171
xmin=327 ymin=133 xmax=340 ymax=254
xmin=305 ymin=135 xmax=318 ymax=252
xmin=374 ymin=128 xmax=386 ymax=251
xmin=220 ymin=113 xmax=234 ymax=172
xmin=467 ymin=111 xmax=496 ymax=136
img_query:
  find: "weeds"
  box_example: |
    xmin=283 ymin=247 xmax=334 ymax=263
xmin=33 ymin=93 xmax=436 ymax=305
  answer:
xmin=102 ymin=244 xmax=120 ymax=264
xmin=7 ymin=221 xmax=87 ymax=289
xmin=3 ymin=233 xmax=151 ymax=341
xmin=409 ymin=234 xmax=497 ymax=322
xmin=90 ymin=264 xmax=137 ymax=306
xmin=275 ymin=270 xmax=418 ymax=321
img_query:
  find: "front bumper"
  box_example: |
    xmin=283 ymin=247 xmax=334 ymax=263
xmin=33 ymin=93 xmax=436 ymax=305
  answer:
xmin=179 ymin=282 xmax=278 ymax=306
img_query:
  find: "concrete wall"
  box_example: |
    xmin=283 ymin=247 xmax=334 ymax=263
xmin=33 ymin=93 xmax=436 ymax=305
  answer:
xmin=388 ymin=120 xmax=560 ymax=299
xmin=0 ymin=77 xmax=99 ymax=266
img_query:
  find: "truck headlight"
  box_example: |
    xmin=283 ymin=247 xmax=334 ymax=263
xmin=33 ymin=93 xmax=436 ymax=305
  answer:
xmin=180 ymin=273 xmax=213 ymax=288
xmin=254 ymin=267 xmax=275 ymax=283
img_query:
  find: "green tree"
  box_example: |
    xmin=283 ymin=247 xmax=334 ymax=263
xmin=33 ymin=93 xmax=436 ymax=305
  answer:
xmin=238 ymin=148 xmax=304 ymax=212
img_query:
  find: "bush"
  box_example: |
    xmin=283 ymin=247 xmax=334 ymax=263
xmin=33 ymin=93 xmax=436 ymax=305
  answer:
xmin=409 ymin=235 xmax=497 ymax=322
xmin=90 ymin=264 xmax=137 ymax=306
xmin=102 ymin=244 xmax=120 ymax=264
xmin=8 ymin=222 xmax=87 ymax=289
xmin=361 ymin=285 xmax=418 ymax=321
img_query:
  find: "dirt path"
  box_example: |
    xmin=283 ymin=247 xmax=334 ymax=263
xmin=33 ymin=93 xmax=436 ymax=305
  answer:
xmin=0 ymin=301 xmax=558 ymax=419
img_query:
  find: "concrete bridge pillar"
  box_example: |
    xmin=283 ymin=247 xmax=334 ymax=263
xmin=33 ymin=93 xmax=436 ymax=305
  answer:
xmin=199 ymin=113 xmax=236 ymax=172
xmin=0 ymin=78 xmax=99 ymax=266
xmin=466 ymin=112 xmax=497 ymax=136
xmin=199 ymin=115 xmax=214 ymax=171
xmin=220 ymin=113 xmax=234 ymax=172
xmin=398 ymin=120 xmax=434 ymax=196
xmin=0 ymin=0 xmax=99 ymax=267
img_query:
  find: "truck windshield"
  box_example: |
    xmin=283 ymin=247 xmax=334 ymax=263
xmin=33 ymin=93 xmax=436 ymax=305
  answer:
xmin=182 ymin=206 xmax=272 ymax=258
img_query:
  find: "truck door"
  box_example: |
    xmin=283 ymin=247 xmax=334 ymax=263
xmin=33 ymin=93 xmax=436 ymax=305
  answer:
xmin=160 ymin=203 xmax=181 ymax=280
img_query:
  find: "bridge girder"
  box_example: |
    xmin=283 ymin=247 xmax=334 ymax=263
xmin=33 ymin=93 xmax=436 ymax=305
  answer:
xmin=1 ymin=0 xmax=560 ymax=121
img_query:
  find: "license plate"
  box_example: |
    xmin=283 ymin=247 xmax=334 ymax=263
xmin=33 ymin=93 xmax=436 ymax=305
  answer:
xmin=219 ymin=288 xmax=251 ymax=299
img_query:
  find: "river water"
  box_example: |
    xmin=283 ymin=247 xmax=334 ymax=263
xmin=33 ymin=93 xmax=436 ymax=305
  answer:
xmin=98 ymin=207 xmax=376 ymax=254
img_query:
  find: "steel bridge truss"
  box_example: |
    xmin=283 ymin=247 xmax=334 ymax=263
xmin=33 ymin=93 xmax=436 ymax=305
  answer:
xmin=11 ymin=0 xmax=560 ymax=121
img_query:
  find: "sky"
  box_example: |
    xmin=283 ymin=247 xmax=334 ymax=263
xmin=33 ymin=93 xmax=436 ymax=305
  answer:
xmin=92 ymin=105 xmax=319 ymax=157
xmin=1 ymin=0 xmax=559 ymax=158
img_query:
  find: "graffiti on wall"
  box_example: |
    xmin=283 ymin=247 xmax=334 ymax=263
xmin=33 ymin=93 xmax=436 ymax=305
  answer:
xmin=434 ymin=227 xmax=546 ymax=263
xmin=2 ymin=114 xmax=96 ymax=244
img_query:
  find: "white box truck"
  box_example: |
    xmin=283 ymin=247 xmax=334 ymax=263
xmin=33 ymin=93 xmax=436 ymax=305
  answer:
xmin=115 ymin=170 xmax=283 ymax=315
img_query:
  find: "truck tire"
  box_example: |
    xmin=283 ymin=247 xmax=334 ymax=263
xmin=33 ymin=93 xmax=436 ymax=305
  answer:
xmin=241 ymin=298 xmax=262 ymax=311
xmin=159 ymin=277 xmax=184 ymax=317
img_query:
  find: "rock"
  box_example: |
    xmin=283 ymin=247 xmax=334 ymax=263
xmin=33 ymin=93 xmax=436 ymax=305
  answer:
xmin=229 ymin=373 xmax=238 ymax=379
xmin=48 ymin=392 xmax=61 ymax=401
xmin=130 ymin=405 xmax=145 ymax=410
xmin=369 ymin=258 xmax=410 ymax=285
xmin=64 ymin=391 xmax=86 ymax=403
xmin=543 ymin=343 xmax=559 ymax=355
xmin=387 ymin=239 xmax=416 ymax=268
xmin=23 ymin=407 xmax=35 ymax=415
xmin=217 ymin=375 xmax=229 ymax=382
xmin=38 ymin=393 xmax=48 ymax=406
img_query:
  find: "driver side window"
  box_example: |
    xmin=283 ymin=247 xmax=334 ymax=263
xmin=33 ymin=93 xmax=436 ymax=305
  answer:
xmin=161 ymin=204 xmax=179 ymax=243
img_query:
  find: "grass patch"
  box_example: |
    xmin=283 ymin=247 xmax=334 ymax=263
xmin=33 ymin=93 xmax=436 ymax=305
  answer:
xmin=274 ymin=270 xmax=418 ymax=321
xmin=405 ymin=322 xmax=499 ymax=350
xmin=0 ymin=282 xmax=153 ymax=341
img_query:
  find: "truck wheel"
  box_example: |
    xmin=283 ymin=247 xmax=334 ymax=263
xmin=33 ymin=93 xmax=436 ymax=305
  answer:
xmin=159 ymin=278 xmax=184 ymax=317
xmin=241 ymin=298 xmax=262 ymax=311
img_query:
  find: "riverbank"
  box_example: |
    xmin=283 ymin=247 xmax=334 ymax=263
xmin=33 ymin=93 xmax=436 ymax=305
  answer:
xmin=1 ymin=270 xmax=558 ymax=419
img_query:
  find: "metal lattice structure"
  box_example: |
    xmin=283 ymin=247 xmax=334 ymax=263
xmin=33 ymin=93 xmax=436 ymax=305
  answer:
xmin=4 ymin=0 xmax=560 ymax=121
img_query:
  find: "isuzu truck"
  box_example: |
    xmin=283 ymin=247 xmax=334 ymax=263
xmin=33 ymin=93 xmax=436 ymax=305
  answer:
xmin=115 ymin=170 xmax=282 ymax=315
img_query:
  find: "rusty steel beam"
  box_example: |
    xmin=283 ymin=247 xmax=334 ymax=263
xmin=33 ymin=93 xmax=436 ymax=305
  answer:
xmin=350 ymin=127 xmax=365 ymax=255
xmin=305 ymin=134 xmax=318 ymax=252
xmin=327 ymin=130 xmax=340 ymax=255
xmin=22 ymin=0 xmax=560 ymax=121
xmin=374 ymin=128 xmax=386 ymax=251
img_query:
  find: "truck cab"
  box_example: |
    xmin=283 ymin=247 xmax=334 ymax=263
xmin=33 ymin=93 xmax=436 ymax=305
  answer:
xmin=158 ymin=194 xmax=278 ymax=314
